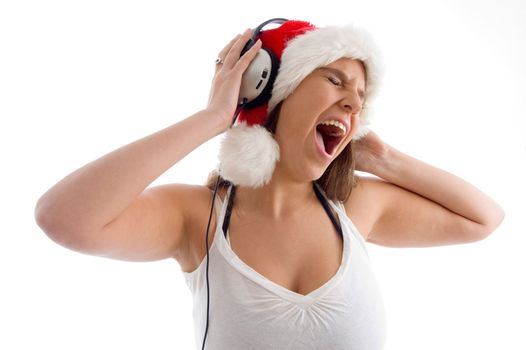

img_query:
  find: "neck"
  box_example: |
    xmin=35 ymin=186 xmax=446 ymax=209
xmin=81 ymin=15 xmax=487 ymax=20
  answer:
xmin=233 ymin=168 xmax=318 ymax=221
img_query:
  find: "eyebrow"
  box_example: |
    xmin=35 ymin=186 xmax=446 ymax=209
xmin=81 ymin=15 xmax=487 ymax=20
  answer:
xmin=318 ymin=67 xmax=366 ymax=99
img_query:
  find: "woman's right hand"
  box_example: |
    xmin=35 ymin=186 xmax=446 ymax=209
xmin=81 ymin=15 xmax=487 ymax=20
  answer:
xmin=206 ymin=28 xmax=262 ymax=133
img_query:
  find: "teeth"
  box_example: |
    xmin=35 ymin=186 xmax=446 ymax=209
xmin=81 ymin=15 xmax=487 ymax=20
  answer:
xmin=319 ymin=120 xmax=347 ymax=136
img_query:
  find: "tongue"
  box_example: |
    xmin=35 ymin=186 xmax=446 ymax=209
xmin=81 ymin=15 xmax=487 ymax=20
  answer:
xmin=316 ymin=126 xmax=339 ymax=155
xmin=315 ymin=130 xmax=328 ymax=154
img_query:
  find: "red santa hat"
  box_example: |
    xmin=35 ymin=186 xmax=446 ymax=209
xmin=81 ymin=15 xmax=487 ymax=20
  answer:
xmin=218 ymin=20 xmax=384 ymax=188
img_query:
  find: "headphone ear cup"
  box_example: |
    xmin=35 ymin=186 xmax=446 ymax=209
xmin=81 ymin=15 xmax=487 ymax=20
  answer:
xmin=238 ymin=47 xmax=279 ymax=109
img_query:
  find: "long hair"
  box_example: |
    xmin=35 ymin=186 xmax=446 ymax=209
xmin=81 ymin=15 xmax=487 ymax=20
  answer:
xmin=206 ymin=101 xmax=359 ymax=202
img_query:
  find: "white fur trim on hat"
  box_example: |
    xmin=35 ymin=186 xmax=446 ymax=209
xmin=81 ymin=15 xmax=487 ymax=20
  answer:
xmin=218 ymin=121 xmax=280 ymax=188
xmin=268 ymin=23 xmax=384 ymax=140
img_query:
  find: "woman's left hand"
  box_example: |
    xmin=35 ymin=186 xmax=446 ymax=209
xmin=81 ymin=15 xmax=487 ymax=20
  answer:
xmin=352 ymin=129 xmax=391 ymax=174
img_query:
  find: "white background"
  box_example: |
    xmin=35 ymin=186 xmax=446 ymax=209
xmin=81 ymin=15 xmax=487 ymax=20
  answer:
xmin=1 ymin=0 xmax=525 ymax=349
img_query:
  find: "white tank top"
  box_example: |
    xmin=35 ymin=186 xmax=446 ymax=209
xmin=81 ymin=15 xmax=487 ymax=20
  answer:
xmin=182 ymin=184 xmax=387 ymax=349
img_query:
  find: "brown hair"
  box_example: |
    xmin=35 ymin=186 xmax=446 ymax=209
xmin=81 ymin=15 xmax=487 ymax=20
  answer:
xmin=205 ymin=101 xmax=360 ymax=202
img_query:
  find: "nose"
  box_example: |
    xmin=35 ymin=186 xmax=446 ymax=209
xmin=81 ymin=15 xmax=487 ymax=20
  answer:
xmin=339 ymin=90 xmax=364 ymax=114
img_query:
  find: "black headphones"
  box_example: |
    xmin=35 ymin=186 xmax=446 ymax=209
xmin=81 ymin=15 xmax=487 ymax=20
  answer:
xmin=237 ymin=18 xmax=288 ymax=110
xmin=201 ymin=18 xmax=288 ymax=350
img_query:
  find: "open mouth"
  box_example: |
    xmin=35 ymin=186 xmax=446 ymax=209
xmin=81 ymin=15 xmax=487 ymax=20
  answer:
xmin=315 ymin=122 xmax=346 ymax=156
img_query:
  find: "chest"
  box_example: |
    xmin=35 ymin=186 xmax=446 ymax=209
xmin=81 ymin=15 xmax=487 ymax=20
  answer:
xmin=221 ymin=206 xmax=344 ymax=296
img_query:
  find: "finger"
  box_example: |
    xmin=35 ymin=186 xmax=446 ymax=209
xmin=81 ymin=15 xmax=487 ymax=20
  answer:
xmin=234 ymin=38 xmax=262 ymax=72
xmin=216 ymin=33 xmax=242 ymax=62
xmin=214 ymin=34 xmax=242 ymax=72
xmin=222 ymin=28 xmax=254 ymax=68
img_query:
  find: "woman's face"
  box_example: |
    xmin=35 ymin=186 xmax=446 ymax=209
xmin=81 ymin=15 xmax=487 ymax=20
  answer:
xmin=274 ymin=57 xmax=366 ymax=180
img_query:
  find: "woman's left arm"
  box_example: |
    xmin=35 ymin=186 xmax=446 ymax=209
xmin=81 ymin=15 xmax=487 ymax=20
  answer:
xmin=353 ymin=130 xmax=505 ymax=247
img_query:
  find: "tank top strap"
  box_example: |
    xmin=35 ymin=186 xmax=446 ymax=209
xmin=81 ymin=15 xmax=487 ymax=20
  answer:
xmin=327 ymin=196 xmax=370 ymax=255
xmin=222 ymin=183 xmax=235 ymax=238
xmin=333 ymin=199 xmax=346 ymax=213
xmin=208 ymin=183 xmax=235 ymax=246
xmin=312 ymin=182 xmax=343 ymax=238
xmin=210 ymin=184 xmax=230 ymax=212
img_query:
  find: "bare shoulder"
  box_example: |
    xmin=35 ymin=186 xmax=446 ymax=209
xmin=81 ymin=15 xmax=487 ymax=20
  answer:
xmin=342 ymin=175 xmax=389 ymax=242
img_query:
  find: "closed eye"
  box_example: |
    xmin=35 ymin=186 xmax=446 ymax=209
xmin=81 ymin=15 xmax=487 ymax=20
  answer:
xmin=327 ymin=75 xmax=366 ymax=103
xmin=327 ymin=75 xmax=342 ymax=86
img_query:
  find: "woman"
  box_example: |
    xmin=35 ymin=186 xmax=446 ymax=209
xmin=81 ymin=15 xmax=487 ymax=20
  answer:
xmin=35 ymin=19 xmax=505 ymax=350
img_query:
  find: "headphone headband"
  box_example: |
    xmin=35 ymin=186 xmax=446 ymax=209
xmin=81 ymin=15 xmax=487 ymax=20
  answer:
xmin=241 ymin=18 xmax=288 ymax=55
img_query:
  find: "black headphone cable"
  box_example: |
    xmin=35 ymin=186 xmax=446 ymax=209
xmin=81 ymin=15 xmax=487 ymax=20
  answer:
xmin=201 ymin=98 xmax=247 ymax=350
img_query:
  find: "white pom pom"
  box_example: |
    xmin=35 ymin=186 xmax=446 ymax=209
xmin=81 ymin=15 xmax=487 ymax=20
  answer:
xmin=218 ymin=122 xmax=280 ymax=188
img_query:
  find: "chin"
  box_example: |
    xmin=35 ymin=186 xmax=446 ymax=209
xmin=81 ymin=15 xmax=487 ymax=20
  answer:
xmin=307 ymin=164 xmax=330 ymax=182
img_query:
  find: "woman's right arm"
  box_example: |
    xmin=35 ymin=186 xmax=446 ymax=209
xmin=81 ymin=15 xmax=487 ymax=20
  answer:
xmin=34 ymin=29 xmax=261 ymax=262
xmin=34 ymin=110 xmax=222 ymax=261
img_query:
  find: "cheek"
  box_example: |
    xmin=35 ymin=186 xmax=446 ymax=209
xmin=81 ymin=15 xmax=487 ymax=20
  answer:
xmin=285 ymin=86 xmax=330 ymax=114
xmin=279 ymin=99 xmax=310 ymax=133
xmin=305 ymin=90 xmax=333 ymax=110
xmin=283 ymin=96 xmax=329 ymax=131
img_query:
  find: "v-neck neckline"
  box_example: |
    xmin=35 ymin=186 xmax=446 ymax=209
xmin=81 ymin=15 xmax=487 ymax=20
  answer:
xmin=215 ymin=184 xmax=351 ymax=308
